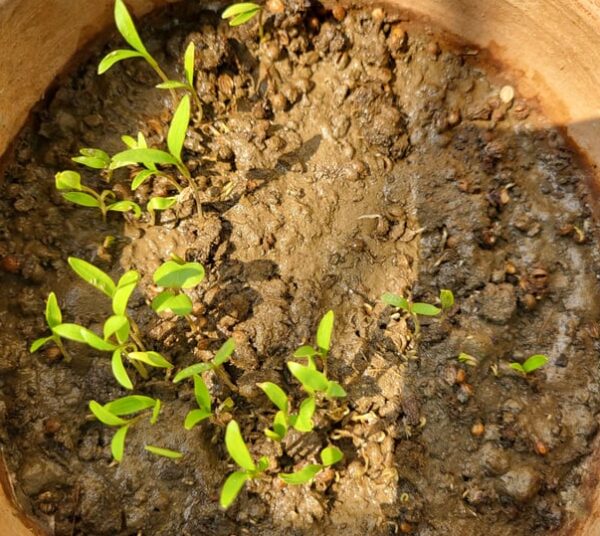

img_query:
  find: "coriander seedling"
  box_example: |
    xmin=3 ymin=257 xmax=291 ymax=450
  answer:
xmin=182 ymin=374 xmax=213 ymax=430
xmin=287 ymin=361 xmax=347 ymax=400
xmin=98 ymin=0 xmax=170 ymax=85
xmin=55 ymin=170 xmax=141 ymax=222
xmin=509 ymin=354 xmax=549 ymax=376
xmin=294 ymin=310 xmax=334 ymax=374
xmin=156 ymin=42 xmax=202 ymax=111
xmin=458 ymin=352 xmax=478 ymax=367
xmin=72 ymin=147 xmax=113 ymax=179
xmin=30 ymin=292 xmax=71 ymax=361
xmin=278 ymin=445 xmax=343 ymax=485
xmin=147 ymin=196 xmax=178 ymax=225
xmin=222 ymin=3 xmax=264 ymax=40
xmin=220 ymin=420 xmax=269 ymax=508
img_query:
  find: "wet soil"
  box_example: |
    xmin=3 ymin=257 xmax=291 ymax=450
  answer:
xmin=1 ymin=2 xmax=600 ymax=535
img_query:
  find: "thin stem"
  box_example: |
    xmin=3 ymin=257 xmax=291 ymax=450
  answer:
xmin=216 ymin=366 xmax=238 ymax=392
xmin=55 ymin=338 xmax=72 ymax=363
xmin=128 ymin=317 xmax=145 ymax=351
xmin=147 ymin=56 xmax=177 ymax=101
xmin=177 ymin=163 xmax=202 ymax=215
xmin=187 ymin=84 xmax=203 ymax=113
xmin=130 ymin=358 xmax=149 ymax=379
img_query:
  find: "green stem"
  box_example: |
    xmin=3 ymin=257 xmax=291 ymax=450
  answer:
xmin=216 ymin=366 xmax=238 ymax=392
xmin=55 ymin=337 xmax=72 ymax=363
xmin=128 ymin=317 xmax=145 ymax=351
xmin=187 ymin=84 xmax=203 ymax=113
xmin=146 ymin=56 xmax=177 ymax=101
xmin=129 ymin=358 xmax=149 ymax=380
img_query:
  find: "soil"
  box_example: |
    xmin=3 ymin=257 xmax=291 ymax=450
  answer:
xmin=1 ymin=2 xmax=600 ymax=535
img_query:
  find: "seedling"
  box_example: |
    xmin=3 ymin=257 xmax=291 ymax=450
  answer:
xmin=29 ymin=292 xmax=71 ymax=361
xmin=294 ymin=310 xmax=334 ymax=374
xmin=144 ymin=445 xmax=183 ymax=459
xmin=222 ymin=3 xmax=264 ymax=40
xmin=174 ymin=337 xmax=237 ymax=391
xmin=55 ymin=170 xmax=141 ymax=221
xmin=220 ymin=420 xmax=269 ymax=508
xmin=182 ymin=374 xmax=213 ymax=430
xmin=98 ymin=0 xmax=170 ymax=85
xmin=156 ymin=42 xmax=202 ymax=111
xmin=509 ymin=354 xmax=549 ymax=376
xmin=278 ymin=445 xmax=343 ymax=485
xmin=382 ymin=288 xmax=454 ymax=339
xmin=72 ymin=147 xmax=112 ymax=177
xmin=458 ymin=352 xmax=478 ymax=367
xmin=287 ymin=361 xmax=347 ymax=400
xmin=88 ymin=395 xmax=162 ymax=461
xmin=147 ymin=196 xmax=178 ymax=225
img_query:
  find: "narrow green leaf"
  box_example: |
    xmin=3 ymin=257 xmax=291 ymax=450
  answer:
xmin=107 ymin=200 xmax=142 ymax=218
xmin=128 ymin=351 xmax=173 ymax=368
xmin=45 ymin=292 xmax=62 ymax=328
xmin=184 ymin=42 xmax=195 ymax=87
xmin=55 ymin=170 xmax=82 ymax=191
xmin=439 ymin=289 xmax=455 ymax=310
xmin=111 ymin=349 xmax=133 ymax=390
xmin=68 ymin=257 xmax=116 ymax=298
xmin=214 ymin=338 xmax=236 ymax=366
xmin=292 ymin=397 xmax=315 ymax=432
xmin=98 ymin=49 xmax=144 ymax=74
xmin=184 ymin=408 xmax=212 ymax=430
xmin=509 ymin=362 xmax=526 ymax=374
xmin=131 ymin=169 xmax=159 ymax=190
xmin=150 ymin=399 xmax=161 ymax=424
xmin=173 ymin=362 xmax=212 ymax=383
xmin=287 ymin=362 xmax=329 ymax=393
xmin=104 ymin=315 xmax=130 ymax=342
xmin=89 ymin=400 xmax=129 ymax=426
xmin=316 ymin=310 xmax=334 ymax=353
xmin=81 ymin=327 xmax=117 ymax=351
xmin=225 ymin=420 xmax=255 ymax=471
xmin=325 ymin=380 xmax=347 ymax=399
xmin=522 ymin=354 xmax=549 ymax=373
xmin=411 ymin=303 xmax=441 ymax=316
xmin=156 ymin=80 xmax=189 ymax=90
xmin=294 ymin=345 xmax=317 ymax=358
xmin=222 ymin=2 xmax=261 ymax=18
xmin=193 ymin=374 xmax=212 ymax=411
xmin=62 ymin=192 xmax=100 ymax=207
xmin=167 ymin=95 xmax=190 ymax=162
xmin=382 ymin=292 xmax=409 ymax=311
xmin=219 ymin=471 xmax=249 ymax=508
xmin=51 ymin=323 xmax=87 ymax=344
xmin=104 ymin=395 xmax=156 ymax=415
xmin=320 ymin=445 xmax=343 ymax=466
xmin=257 ymin=382 xmax=288 ymax=412
xmin=228 ymin=9 xmax=260 ymax=26
xmin=114 ymin=0 xmax=149 ymax=54
xmin=30 ymin=336 xmax=53 ymax=353
xmin=112 ymin=270 xmax=140 ymax=316
xmin=279 ymin=464 xmax=322 ymax=485
xmin=121 ymin=135 xmax=137 ymax=148
xmin=111 ymin=425 xmax=129 ymax=462
xmin=153 ymin=260 xmax=205 ymax=289
xmin=144 ymin=445 xmax=183 ymax=459
xmin=151 ymin=290 xmax=193 ymax=316
xmin=72 ymin=153 xmax=109 ymax=170
xmin=147 ymin=196 xmax=177 ymax=213
xmin=111 ymin=148 xmax=180 ymax=168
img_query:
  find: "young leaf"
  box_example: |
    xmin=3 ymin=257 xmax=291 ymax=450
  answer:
xmin=144 ymin=445 xmax=183 ymax=459
xmin=257 ymin=382 xmax=288 ymax=412
xmin=184 ymin=42 xmax=195 ymax=87
xmin=89 ymin=400 xmax=129 ymax=426
xmin=131 ymin=169 xmax=159 ymax=190
xmin=220 ymin=471 xmax=249 ymax=509
xmin=73 ymin=148 xmax=111 ymax=169
xmin=80 ymin=327 xmax=118 ymax=351
xmin=104 ymin=315 xmax=130 ymax=344
xmin=104 ymin=395 xmax=156 ymax=415
xmin=279 ymin=464 xmax=322 ymax=485
xmin=167 ymin=95 xmax=190 ymax=162
xmin=107 ymin=200 xmax=142 ymax=218
xmin=222 ymin=2 xmax=261 ymax=19
xmin=411 ymin=303 xmax=441 ymax=316
xmin=382 ymin=292 xmax=409 ymax=311
xmin=51 ymin=323 xmax=88 ymax=344
xmin=45 ymin=292 xmax=62 ymax=328
xmin=30 ymin=336 xmax=53 ymax=353
xmin=458 ymin=352 xmax=478 ymax=366
xmin=292 ymin=397 xmax=315 ymax=432
xmin=114 ymin=0 xmax=149 ymax=55
xmin=214 ymin=338 xmax=236 ymax=366
xmin=111 ymin=350 xmax=134 ymax=390
xmin=111 ymin=148 xmax=180 ymax=168
xmin=184 ymin=408 xmax=212 ymax=430
xmin=294 ymin=345 xmax=317 ymax=358
xmin=153 ymin=260 xmax=205 ymax=289
xmin=522 ymin=354 xmax=549 ymax=373
xmin=156 ymin=80 xmax=189 ymax=90
xmin=55 ymin=170 xmax=82 ymax=191
xmin=265 ymin=411 xmax=288 ymax=441
xmin=98 ymin=49 xmax=144 ymax=74
xmin=229 ymin=10 xmax=260 ymax=25
xmin=320 ymin=445 xmax=343 ymax=466
xmin=62 ymin=192 xmax=100 ymax=207
xmin=509 ymin=362 xmax=526 ymax=374
xmin=68 ymin=257 xmax=116 ymax=298
xmin=128 ymin=351 xmax=173 ymax=368
xmin=287 ymin=362 xmax=329 ymax=393
xmin=439 ymin=289 xmax=455 ymax=310
xmin=193 ymin=374 xmax=212 ymax=411
xmin=112 ymin=270 xmax=140 ymax=316
xmin=151 ymin=399 xmax=161 ymax=424
xmin=147 ymin=196 xmax=177 ymax=213
xmin=316 ymin=310 xmax=334 ymax=353
xmin=151 ymin=290 xmax=193 ymax=316
xmin=111 ymin=425 xmax=129 ymax=462
xmin=173 ymin=362 xmax=212 ymax=383
xmin=225 ymin=420 xmax=255 ymax=471
xmin=325 ymin=381 xmax=347 ymax=399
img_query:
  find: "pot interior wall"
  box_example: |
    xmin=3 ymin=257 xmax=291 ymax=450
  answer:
xmin=0 ymin=1 xmax=599 ymax=534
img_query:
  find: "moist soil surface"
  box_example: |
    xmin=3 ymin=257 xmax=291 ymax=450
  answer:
xmin=1 ymin=2 xmax=600 ymax=535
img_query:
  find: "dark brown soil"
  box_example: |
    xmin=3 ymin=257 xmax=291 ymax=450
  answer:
xmin=1 ymin=2 xmax=600 ymax=535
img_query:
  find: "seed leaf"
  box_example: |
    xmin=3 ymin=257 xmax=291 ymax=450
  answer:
xmin=292 ymin=397 xmax=315 ymax=432
xmin=316 ymin=310 xmax=334 ymax=353
xmin=257 ymin=382 xmax=288 ymax=412
xmin=111 ymin=425 xmax=129 ymax=462
xmin=153 ymin=260 xmax=205 ymax=289
xmin=30 ymin=336 xmax=53 ymax=353
xmin=157 ymin=80 xmax=189 ymax=90
xmin=382 ymin=292 xmax=409 ymax=311
xmin=279 ymin=464 xmax=322 ymax=485
xmin=104 ymin=315 xmax=130 ymax=344
xmin=439 ymin=289 xmax=455 ymax=310
xmin=167 ymin=95 xmax=190 ymax=162
xmin=522 ymin=354 xmax=549 ymax=373
xmin=184 ymin=42 xmax=195 ymax=87
xmin=107 ymin=200 xmax=142 ymax=218
xmin=225 ymin=420 xmax=255 ymax=471
xmin=220 ymin=471 xmax=249 ymax=509
xmin=287 ymin=362 xmax=329 ymax=393
xmin=193 ymin=374 xmax=212 ymax=411
xmin=81 ymin=327 xmax=118 ymax=351
xmin=51 ymin=323 xmax=88 ymax=344
xmin=45 ymin=292 xmax=62 ymax=328
xmin=128 ymin=351 xmax=173 ymax=368
xmin=114 ymin=0 xmax=148 ymax=55
xmin=144 ymin=445 xmax=183 ymax=459
xmin=147 ymin=196 xmax=177 ymax=213
xmin=112 ymin=270 xmax=140 ymax=316
xmin=184 ymin=408 xmax=212 ymax=430
xmin=151 ymin=290 xmax=193 ymax=316
xmin=68 ymin=257 xmax=116 ymax=298
xmin=131 ymin=169 xmax=159 ymax=190
xmin=111 ymin=148 xmax=180 ymax=168
xmin=173 ymin=362 xmax=212 ymax=383
xmin=325 ymin=380 xmax=347 ymax=399
xmin=228 ymin=10 xmax=260 ymax=26
xmin=55 ymin=171 xmax=82 ymax=191
xmin=294 ymin=345 xmax=317 ymax=358
xmin=111 ymin=349 xmax=134 ymax=390
xmin=72 ymin=149 xmax=111 ymax=169
xmin=222 ymin=2 xmax=261 ymax=18
xmin=98 ymin=49 xmax=144 ymax=74
xmin=320 ymin=445 xmax=343 ymax=466
xmin=411 ymin=303 xmax=441 ymax=316
xmin=89 ymin=400 xmax=129 ymax=426
xmin=105 ymin=395 xmax=156 ymax=415
xmin=509 ymin=362 xmax=525 ymax=374
xmin=62 ymin=192 xmax=100 ymax=207
xmin=214 ymin=337 xmax=236 ymax=366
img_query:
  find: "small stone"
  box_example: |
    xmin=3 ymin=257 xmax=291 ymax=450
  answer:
xmin=471 ymin=423 xmax=485 ymax=437
xmin=500 ymin=85 xmax=515 ymax=104
xmin=479 ymin=443 xmax=509 ymax=475
xmin=499 ymin=466 xmax=541 ymax=502
xmin=0 ymin=255 xmax=20 ymax=274
xmin=332 ymin=5 xmax=346 ymax=21
xmin=43 ymin=418 xmax=62 ymax=435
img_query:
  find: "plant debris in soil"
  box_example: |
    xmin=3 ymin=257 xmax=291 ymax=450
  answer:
xmin=1 ymin=1 xmax=600 ymax=535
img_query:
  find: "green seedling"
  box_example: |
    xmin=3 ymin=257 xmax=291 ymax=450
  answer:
xmin=382 ymin=288 xmax=454 ymax=339
xmin=287 ymin=361 xmax=346 ymax=400
xmin=88 ymin=395 xmax=161 ymax=461
xmin=182 ymin=374 xmax=213 ymax=430
xmin=98 ymin=0 xmax=170 ymax=85
xmin=278 ymin=445 xmax=343 ymax=485
xmin=55 ymin=170 xmax=141 ymax=221
xmin=458 ymin=352 xmax=478 ymax=367
xmin=222 ymin=3 xmax=263 ymax=40
xmin=294 ymin=310 xmax=334 ymax=374
xmin=30 ymin=292 xmax=71 ymax=361
xmin=257 ymin=382 xmax=318 ymax=439
xmin=144 ymin=445 xmax=183 ymax=459
xmin=220 ymin=420 xmax=269 ymax=508
xmin=157 ymin=42 xmax=202 ymax=111
xmin=147 ymin=196 xmax=178 ymax=225
xmin=509 ymin=354 xmax=549 ymax=376
xmin=72 ymin=147 xmax=112 ymax=176
xmin=174 ymin=337 xmax=237 ymax=391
